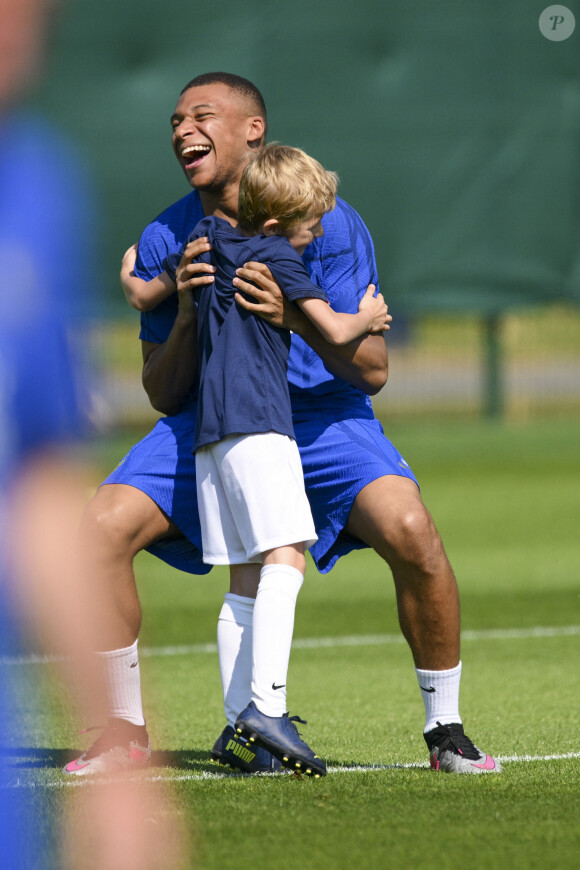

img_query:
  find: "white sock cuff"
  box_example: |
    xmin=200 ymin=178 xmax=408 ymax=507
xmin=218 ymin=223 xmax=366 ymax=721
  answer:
xmin=259 ymin=564 xmax=304 ymax=599
xmin=96 ymin=639 xmax=139 ymax=660
xmin=416 ymin=661 xmax=462 ymax=734
xmin=219 ymin=593 xmax=255 ymax=627
xmin=416 ymin=661 xmax=462 ymax=683
xmin=94 ymin=639 xmax=144 ymax=726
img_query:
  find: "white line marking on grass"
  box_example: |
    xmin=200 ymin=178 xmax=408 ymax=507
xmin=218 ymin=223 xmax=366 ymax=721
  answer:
xmin=495 ymin=752 xmax=580 ymax=763
xmin=12 ymin=751 xmax=579 ymax=789
xmin=1 ymin=625 xmax=579 ymax=666
xmin=461 ymin=626 xmax=580 ymax=642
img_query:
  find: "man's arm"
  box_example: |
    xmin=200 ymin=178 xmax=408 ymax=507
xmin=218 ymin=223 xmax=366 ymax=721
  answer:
xmin=233 ymin=264 xmax=389 ymax=395
xmin=140 ymin=238 xmax=213 ymax=414
xmin=141 ymin=315 xmax=197 ymax=414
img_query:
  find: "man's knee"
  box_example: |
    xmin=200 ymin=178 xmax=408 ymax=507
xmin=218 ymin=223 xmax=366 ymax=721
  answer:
xmin=349 ymin=476 xmax=450 ymax=576
xmin=81 ymin=484 xmax=168 ymax=556
xmin=394 ymin=504 xmax=445 ymax=574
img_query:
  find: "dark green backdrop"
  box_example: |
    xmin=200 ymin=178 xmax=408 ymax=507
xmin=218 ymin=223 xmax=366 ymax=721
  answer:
xmin=28 ymin=0 xmax=580 ymax=314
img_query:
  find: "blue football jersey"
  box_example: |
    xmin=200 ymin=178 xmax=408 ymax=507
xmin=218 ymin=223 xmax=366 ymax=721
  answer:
xmin=110 ymin=191 xmax=418 ymax=578
xmin=136 ymin=193 xmax=379 ymax=416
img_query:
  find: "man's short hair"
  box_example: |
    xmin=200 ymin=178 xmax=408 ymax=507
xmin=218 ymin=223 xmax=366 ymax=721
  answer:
xmin=238 ymin=143 xmax=338 ymax=233
xmin=180 ymin=71 xmax=267 ymax=129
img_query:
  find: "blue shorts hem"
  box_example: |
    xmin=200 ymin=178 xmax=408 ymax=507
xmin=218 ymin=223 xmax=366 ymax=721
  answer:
xmin=101 ymin=406 xmax=419 ymax=576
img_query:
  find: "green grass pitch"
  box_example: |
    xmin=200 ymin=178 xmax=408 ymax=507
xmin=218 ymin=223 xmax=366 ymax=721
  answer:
xmin=6 ymin=418 xmax=580 ymax=868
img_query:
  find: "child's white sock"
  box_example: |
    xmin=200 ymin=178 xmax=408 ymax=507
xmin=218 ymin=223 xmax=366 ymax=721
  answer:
xmin=97 ymin=639 xmax=145 ymax=726
xmin=217 ymin=593 xmax=254 ymax=728
xmin=251 ymin=564 xmax=303 ymax=717
xmin=416 ymin=661 xmax=462 ymax=734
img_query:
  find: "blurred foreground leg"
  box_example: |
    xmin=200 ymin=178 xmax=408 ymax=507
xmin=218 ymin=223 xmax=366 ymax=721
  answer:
xmin=61 ymin=774 xmax=193 ymax=870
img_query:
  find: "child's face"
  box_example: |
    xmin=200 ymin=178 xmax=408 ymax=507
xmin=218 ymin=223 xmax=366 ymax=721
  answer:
xmin=285 ymin=215 xmax=324 ymax=255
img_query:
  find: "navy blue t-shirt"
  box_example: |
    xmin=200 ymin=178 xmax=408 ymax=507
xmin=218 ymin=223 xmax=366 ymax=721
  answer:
xmin=164 ymin=216 xmax=328 ymax=450
xmin=138 ymin=193 xmax=379 ymax=418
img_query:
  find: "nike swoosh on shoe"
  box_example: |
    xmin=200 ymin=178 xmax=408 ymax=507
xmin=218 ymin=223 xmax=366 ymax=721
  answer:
xmin=64 ymin=758 xmax=90 ymax=773
xmin=472 ymin=755 xmax=497 ymax=771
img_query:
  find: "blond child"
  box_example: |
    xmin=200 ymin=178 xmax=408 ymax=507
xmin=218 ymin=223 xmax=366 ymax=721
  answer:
xmin=121 ymin=144 xmax=390 ymax=776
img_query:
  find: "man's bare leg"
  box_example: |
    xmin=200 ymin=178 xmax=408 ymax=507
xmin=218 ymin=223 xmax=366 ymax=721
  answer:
xmin=346 ymin=475 xmax=501 ymax=772
xmin=346 ymin=475 xmax=460 ymax=670
xmin=80 ymin=483 xmax=181 ymax=649
xmin=64 ymin=483 xmax=182 ymax=774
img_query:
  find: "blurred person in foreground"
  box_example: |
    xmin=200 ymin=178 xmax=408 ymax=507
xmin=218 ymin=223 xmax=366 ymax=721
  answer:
xmin=0 ymin=0 xmax=191 ymax=867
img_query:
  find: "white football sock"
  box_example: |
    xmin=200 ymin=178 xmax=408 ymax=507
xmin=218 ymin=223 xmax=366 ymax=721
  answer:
xmin=217 ymin=593 xmax=254 ymax=728
xmin=96 ymin=639 xmax=146 ymax=726
xmin=416 ymin=661 xmax=462 ymax=734
xmin=251 ymin=564 xmax=303 ymax=717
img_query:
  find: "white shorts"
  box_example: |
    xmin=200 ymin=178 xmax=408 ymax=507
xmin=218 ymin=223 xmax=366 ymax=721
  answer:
xmin=195 ymin=432 xmax=318 ymax=565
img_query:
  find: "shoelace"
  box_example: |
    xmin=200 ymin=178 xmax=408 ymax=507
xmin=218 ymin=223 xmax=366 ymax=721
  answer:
xmin=78 ymin=723 xmax=139 ymax=760
xmin=433 ymin=721 xmax=481 ymax=760
xmin=282 ymin=713 xmax=308 ymax=738
xmin=77 ymin=725 xmax=114 ymax=760
xmin=284 ymin=714 xmax=307 ymax=725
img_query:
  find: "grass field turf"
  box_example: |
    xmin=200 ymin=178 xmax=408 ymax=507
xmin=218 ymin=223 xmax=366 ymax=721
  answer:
xmin=5 ymin=417 xmax=580 ymax=868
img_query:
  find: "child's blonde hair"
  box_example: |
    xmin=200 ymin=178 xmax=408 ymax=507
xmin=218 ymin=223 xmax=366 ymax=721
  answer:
xmin=238 ymin=143 xmax=338 ymax=233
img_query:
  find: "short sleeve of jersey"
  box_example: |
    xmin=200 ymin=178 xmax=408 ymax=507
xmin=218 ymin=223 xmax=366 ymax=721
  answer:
xmin=137 ymin=192 xmax=205 ymax=344
xmin=288 ymin=197 xmax=380 ymax=396
xmin=162 ymin=215 xmax=215 ymax=283
xmin=302 ymin=197 xmax=380 ymax=310
xmin=258 ymin=236 xmax=328 ymax=303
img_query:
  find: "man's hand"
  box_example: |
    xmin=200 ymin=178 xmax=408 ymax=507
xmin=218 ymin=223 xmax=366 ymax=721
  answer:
xmin=141 ymin=236 xmax=214 ymax=413
xmin=175 ymin=237 xmax=215 ymax=317
xmin=234 ymin=263 xmax=388 ymax=394
xmin=233 ymin=261 xmax=303 ymax=331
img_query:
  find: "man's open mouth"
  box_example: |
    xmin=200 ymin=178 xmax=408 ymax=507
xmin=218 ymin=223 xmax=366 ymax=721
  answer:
xmin=181 ymin=144 xmax=211 ymax=169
